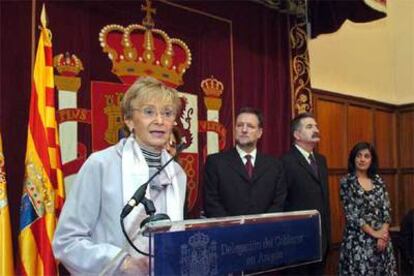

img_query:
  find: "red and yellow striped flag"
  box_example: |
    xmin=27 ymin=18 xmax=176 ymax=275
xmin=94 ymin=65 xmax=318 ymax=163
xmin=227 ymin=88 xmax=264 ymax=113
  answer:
xmin=18 ymin=5 xmax=65 ymax=276
xmin=0 ymin=132 xmax=14 ymax=276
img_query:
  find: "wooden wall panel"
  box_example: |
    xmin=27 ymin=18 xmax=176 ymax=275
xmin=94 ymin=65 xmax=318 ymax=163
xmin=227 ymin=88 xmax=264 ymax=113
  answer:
xmin=399 ymin=111 xmax=414 ymax=168
xmin=375 ymin=110 xmax=396 ymax=169
xmin=313 ymin=91 xmax=412 ymax=275
xmin=347 ymin=105 xmax=373 ymax=150
xmin=313 ymin=90 xmax=403 ymax=238
xmin=315 ymin=99 xmax=347 ymax=169
xmin=382 ymin=174 xmax=397 ymax=225
xmin=402 ymin=174 xmax=414 ymax=213
xmin=328 ymin=174 xmax=345 ymax=244
xmin=325 ymin=248 xmax=340 ymax=275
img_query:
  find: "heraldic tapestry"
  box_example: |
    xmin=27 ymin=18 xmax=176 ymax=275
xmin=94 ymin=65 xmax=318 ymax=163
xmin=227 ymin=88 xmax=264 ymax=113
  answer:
xmin=48 ymin=0 xmax=234 ymax=216
xmin=31 ymin=0 xmax=298 ymax=217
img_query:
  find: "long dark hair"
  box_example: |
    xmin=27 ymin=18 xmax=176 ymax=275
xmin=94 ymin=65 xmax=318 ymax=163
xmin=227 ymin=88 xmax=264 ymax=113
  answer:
xmin=348 ymin=142 xmax=379 ymax=178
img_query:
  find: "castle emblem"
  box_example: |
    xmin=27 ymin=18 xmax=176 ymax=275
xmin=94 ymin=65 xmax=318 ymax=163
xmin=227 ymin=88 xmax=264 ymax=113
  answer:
xmin=103 ymin=93 xmax=124 ymax=145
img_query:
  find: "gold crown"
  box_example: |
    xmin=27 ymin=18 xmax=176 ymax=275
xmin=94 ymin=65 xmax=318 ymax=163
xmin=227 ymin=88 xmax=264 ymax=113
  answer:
xmin=201 ymin=76 xmax=224 ymax=98
xmin=53 ymin=52 xmax=84 ymax=76
xmin=98 ymin=1 xmax=191 ymax=88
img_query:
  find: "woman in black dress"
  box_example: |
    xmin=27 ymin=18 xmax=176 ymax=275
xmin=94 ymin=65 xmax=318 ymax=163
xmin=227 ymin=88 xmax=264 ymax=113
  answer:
xmin=339 ymin=142 xmax=396 ymax=275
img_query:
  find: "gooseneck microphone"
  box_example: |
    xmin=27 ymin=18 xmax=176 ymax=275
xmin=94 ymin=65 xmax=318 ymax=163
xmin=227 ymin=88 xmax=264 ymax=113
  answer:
xmin=120 ymin=142 xmax=185 ymax=256
xmin=120 ymin=142 xmax=186 ymax=219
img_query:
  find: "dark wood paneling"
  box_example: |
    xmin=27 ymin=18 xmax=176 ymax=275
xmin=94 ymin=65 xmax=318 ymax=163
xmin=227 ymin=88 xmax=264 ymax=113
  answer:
xmin=402 ymin=174 xmax=414 ymax=213
xmin=397 ymin=107 xmax=414 ymax=222
xmin=313 ymin=90 xmax=413 ymax=276
xmin=347 ymin=105 xmax=373 ymax=149
xmin=315 ymin=99 xmax=347 ymax=169
xmin=312 ymin=89 xmax=395 ymax=110
xmin=399 ymin=111 xmax=414 ymax=168
xmin=325 ymin=247 xmax=340 ymax=275
xmin=328 ymin=174 xmax=345 ymax=244
xmin=375 ymin=110 xmax=396 ymax=169
xmin=382 ymin=173 xmax=397 ymax=225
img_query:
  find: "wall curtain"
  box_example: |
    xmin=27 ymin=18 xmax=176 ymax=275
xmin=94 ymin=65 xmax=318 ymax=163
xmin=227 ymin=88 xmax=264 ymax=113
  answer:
xmin=1 ymin=0 xmax=307 ymax=262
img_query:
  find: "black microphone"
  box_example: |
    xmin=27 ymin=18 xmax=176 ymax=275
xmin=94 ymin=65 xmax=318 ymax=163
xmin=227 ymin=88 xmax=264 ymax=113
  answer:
xmin=120 ymin=142 xmax=186 ymax=219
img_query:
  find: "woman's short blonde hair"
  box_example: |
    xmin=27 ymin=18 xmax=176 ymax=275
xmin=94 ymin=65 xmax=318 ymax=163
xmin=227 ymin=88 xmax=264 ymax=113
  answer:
xmin=121 ymin=76 xmax=181 ymax=120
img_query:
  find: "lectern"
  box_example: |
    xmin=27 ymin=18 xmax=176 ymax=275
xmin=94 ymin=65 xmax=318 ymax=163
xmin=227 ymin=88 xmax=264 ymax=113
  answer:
xmin=143 ymin=210 xmax=321 ymax=275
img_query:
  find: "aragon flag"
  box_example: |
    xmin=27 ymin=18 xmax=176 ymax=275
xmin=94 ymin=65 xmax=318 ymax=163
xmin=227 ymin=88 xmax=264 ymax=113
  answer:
xmin=17 ymin=5 xmax=65 ymax=276
xmin=0 ymin=132 xmax=13 ymax=276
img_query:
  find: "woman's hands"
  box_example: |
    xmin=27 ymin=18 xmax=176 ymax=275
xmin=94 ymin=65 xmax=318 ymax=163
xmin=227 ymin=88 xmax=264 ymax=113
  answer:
xmin=362 ymin=224 xmax=390 ymax=252
xmin=374 ymin=225 xmax=390 ymax=252
xmin=120 ymin=255 xmax=149 ymax=275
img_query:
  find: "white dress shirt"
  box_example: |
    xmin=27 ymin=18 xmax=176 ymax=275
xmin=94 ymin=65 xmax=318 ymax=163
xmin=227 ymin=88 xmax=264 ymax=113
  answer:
xmin=294 ymin=144 xmax=314 ymax=165
xmin=236 ymin=145 xmax=257 ymax=166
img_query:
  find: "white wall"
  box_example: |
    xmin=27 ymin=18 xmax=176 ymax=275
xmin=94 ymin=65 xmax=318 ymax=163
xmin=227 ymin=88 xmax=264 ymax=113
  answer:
xmin=309 ymin=0 xmax=414 ymax=105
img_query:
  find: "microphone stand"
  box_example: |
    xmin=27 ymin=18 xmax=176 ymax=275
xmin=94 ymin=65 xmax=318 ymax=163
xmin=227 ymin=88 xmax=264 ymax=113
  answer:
xmin=120 ymin=143 xmax=185 ymax=256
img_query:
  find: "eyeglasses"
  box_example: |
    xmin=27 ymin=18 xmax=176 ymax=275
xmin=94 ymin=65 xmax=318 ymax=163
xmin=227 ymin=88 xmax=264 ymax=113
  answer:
xmin=132 ymin=106 xmax=177 ymax=122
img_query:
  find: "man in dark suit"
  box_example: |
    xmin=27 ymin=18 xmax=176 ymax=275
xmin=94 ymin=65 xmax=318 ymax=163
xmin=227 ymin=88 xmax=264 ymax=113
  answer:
xmin=203 ymin=107 xmax=286 ymax=217
xmin=281 ymin=112 xmax=330 ymax=275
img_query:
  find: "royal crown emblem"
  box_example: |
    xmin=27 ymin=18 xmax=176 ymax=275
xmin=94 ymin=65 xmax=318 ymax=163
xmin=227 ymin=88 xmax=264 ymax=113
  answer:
xmin=53 ymin=52 xmax=84 ymax=91
xmin=53 ymin=52 xmax=84 ymax=77
xmin=201 ymin=76 xmax=224 ymax=98
xmin=201 ymin=76 xmax=224 ymax=111
xmin=98 ymin=0 xmax=192 ymax=88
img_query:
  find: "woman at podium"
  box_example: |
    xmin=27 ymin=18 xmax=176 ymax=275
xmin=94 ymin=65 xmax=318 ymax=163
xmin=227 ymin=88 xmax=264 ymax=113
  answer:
xmin=52 ymin=77 xmax=187 ymax=275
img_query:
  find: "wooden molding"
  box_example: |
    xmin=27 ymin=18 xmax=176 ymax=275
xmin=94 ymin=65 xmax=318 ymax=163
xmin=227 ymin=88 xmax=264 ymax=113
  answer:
xmin=312 ymin=88 xmax=397 ymax=111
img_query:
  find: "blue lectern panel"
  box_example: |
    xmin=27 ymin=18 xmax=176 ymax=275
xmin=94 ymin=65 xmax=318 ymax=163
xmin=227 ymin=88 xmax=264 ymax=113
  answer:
xmin=152 ymin=214 xmax=320 ymax=275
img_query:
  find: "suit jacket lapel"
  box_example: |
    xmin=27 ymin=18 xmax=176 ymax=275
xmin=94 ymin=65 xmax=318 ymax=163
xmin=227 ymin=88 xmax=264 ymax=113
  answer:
xmin=292 ymin=147 xmax=321 ymax=183
xmin=226 ymin=148 xmax=250 ymax=182
xmin=251 ymin=153 xmax=270 ymax=183
xmin=314 ymin=153 xmax=328 ymax=197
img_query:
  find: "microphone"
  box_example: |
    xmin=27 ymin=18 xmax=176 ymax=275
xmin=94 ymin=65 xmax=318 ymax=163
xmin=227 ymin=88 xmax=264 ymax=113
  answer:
xmin=120 ymin=142 xmax=186 ymax=219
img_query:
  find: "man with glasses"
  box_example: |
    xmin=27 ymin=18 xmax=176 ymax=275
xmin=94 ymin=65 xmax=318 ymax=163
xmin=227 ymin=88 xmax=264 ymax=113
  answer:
xmin=203 ymin=107 xmax=286 ymax=217
xmin=53 ymin=77 xmax=187 ymax=274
